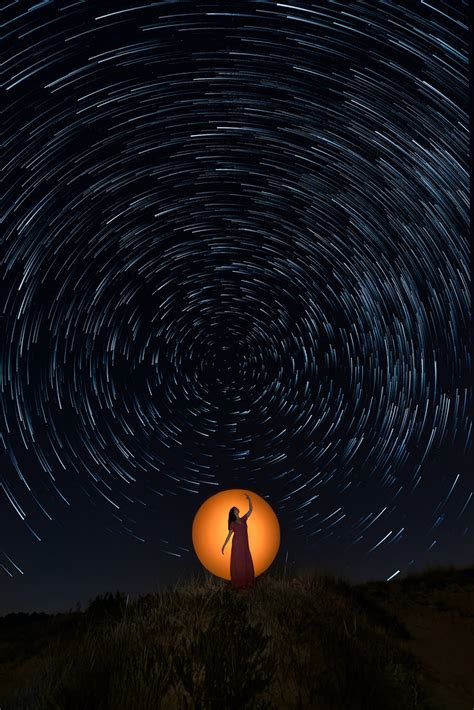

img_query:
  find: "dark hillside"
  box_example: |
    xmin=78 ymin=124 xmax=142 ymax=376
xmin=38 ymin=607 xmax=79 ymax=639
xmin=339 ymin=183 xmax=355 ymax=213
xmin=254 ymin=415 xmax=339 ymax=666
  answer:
xmin=1 ymin=564 xmax=472 ymax=709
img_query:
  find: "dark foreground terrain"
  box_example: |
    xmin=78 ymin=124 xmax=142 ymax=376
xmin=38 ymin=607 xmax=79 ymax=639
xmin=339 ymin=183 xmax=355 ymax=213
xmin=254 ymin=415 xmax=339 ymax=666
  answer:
xmin=0 ymin=563 xmax=472 ymax=709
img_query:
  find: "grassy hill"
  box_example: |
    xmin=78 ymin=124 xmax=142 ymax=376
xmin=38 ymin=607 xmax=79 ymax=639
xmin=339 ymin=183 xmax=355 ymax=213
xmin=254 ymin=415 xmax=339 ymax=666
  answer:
xmin=0 ymin=563 xmax=472 ymax=709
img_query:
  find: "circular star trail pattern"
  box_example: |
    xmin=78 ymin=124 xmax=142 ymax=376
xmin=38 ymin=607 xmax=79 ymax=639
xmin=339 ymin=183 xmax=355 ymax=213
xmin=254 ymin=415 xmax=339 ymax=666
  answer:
xmin=0 ymin=0 xmax=471 ymax=578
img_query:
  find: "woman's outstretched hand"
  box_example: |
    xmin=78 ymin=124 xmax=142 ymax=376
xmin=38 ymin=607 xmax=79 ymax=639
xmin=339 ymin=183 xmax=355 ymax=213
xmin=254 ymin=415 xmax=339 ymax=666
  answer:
xmin=221 ymin=546 xmax=225 ymax=554
xmin=245 ymin=493 xmax=251 ymax=500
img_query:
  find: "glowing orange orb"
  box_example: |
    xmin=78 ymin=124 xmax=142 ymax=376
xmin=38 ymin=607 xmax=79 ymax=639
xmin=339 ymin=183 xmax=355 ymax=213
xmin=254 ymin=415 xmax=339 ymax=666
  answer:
xmin=192 ymin=489 xmax=280 ymax=580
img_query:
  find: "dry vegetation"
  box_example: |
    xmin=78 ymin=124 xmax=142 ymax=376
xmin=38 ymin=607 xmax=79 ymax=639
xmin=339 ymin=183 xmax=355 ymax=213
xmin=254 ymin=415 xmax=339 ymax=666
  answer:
xmin=0 ymin=563 xmax=472 ymax=709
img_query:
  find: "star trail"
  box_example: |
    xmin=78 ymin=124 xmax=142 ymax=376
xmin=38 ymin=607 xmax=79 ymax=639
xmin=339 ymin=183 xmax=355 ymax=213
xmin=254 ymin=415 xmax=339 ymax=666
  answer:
xmin=0 ymin=0 xmax=471 ymax=611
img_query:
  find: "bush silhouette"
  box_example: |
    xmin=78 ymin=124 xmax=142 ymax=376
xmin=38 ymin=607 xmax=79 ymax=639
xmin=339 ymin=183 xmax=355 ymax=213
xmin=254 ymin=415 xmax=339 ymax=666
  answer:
xmin=85 ymin=590 xmax=127 ymax=623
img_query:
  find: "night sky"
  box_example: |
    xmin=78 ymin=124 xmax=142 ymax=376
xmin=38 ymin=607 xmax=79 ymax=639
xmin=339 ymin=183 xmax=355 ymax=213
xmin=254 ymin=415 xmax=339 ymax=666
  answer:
xmin=1 ymin=0 xmax=471 ymax=615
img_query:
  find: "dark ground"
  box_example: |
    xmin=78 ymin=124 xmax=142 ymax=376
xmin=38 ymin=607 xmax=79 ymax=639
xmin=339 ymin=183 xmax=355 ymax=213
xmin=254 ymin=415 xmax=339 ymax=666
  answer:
xmin=0 ymin=563 xmax=472 ymax=709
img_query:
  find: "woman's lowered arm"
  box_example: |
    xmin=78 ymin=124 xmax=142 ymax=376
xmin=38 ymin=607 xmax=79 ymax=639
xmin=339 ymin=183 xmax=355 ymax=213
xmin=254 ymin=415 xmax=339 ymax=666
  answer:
xmin=222 ymin=529 xmax=233 ymax=553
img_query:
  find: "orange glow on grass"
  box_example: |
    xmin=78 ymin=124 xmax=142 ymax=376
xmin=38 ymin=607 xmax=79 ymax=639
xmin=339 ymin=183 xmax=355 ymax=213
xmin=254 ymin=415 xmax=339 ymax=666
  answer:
xmin=192 ymin=489 xmax=280 ymax=580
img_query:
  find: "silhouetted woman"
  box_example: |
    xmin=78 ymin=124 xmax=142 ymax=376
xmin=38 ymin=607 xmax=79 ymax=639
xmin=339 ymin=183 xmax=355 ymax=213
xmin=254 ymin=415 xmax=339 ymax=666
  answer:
xmin=221 ymin=494 xmax=255 ymax=589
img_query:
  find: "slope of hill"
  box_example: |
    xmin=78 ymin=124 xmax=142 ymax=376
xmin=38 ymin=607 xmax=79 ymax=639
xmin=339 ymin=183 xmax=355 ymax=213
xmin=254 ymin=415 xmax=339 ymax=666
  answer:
xmin=0 ymin=564 xmax=472 ymax=709
xmin=356 ymin=565 xmax=474 ymax=710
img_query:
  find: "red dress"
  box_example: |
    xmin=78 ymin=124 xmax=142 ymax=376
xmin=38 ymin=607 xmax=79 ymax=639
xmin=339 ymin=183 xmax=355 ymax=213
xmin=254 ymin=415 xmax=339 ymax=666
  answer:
xmin=230 ymin=512 xmax=255 ymax=589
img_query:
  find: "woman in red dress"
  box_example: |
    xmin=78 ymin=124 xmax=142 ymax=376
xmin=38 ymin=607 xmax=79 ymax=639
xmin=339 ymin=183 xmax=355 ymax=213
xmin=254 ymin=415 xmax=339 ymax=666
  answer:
xmin=221 ymin=494 xmax=255 ymax=589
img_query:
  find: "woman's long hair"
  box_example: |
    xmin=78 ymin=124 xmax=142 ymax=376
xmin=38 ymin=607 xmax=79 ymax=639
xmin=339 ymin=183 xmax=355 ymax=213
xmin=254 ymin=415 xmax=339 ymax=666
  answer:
xmin=228 ymin=507 xmax=238 ymax=531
